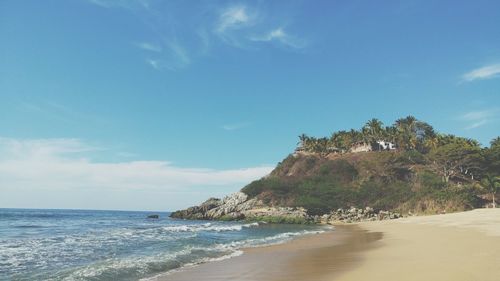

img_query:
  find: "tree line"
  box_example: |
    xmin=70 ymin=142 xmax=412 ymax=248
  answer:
xmin=297 ymin=116 xmax=500 ymax=206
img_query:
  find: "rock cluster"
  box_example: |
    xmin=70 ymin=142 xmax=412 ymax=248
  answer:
xmin=315 ymin=207 xmax=402 ymax=224
xmin=243 ymin=206 xmax=308 ymax=221
xmin=170 ymin=192 xmax=309 ymax=222
xmin=171 ymin=193 xmax=402 ymax=224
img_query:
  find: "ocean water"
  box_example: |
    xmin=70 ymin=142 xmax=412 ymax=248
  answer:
xmin=0 ymin=208 xmax=327 ymax=281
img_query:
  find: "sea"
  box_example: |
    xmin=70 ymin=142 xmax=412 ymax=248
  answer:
xmin=0 ymin=208 xmax=328 ymax=281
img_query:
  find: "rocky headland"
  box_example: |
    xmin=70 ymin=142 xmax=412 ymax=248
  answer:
xmin=171 ymin=117 xmax=499 ymax=224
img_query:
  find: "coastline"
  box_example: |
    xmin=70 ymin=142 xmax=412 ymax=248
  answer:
xmin=154 ymin=208 xmax=500 ymax=281
xmin=152 ymin=225 xmax=382 ymax=281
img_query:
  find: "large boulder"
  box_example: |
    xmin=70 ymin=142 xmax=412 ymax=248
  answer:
xmin=171 ymin=192 xmax=261 ymax=220
xmin=170 ymin=192 xmax=309 ymax=223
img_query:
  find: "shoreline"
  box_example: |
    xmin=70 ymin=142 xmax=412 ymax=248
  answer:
xmin=152 ymin=225 xmax=382 ymax=281
xmin=153 ymin=208 xmax=500 ymax=281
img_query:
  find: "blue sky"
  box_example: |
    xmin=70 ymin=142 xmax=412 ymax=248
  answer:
xmin=1 ymin=0 xmax=499 ymax=211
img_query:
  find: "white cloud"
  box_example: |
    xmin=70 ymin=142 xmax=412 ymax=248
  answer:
xmin=222 ymin=122 xmax=251 ymax=131
xmin=137 ymin=42 xmax=162 ymax=52
xmin=215 ymin=5 xmax=252 ymax=33
xmin=459 ymin=109 xmax=499 ymax=130
xmin=462 ymin=64 xmax=500 ymax=82
xmin=147 ymin=59 xmax=161 ymax=69
xmin=0 ymin=137 xmax=272 ymax=190
xmin=250 ymin=27 xmax=306 ymax=48
xmin=0 ymin=137 xmax=273 ymax=209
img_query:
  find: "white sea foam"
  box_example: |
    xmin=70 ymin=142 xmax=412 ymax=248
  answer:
xmin=162 ymin=222 xmax=260 ymax=232
xmin=138 ymin=250 xmax=245 ymax=281
xmin=138 ymin=228 xmax=327 ymax=281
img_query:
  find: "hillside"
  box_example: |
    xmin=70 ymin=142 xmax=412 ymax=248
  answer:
xmin=242 ymin=151 xmax=481 ymax=215
xmin=171 ymin=116 xmax=500 ymax=223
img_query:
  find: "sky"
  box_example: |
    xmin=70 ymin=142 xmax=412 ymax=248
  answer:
xmin=1 ymin=0 xmax=499 ymax=211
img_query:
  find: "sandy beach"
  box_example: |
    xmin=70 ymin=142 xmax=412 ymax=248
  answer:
xmin=157 ymin=208 xmax=500 ymax=281
xmin=338 ymin=208 xmax=500 ymax=281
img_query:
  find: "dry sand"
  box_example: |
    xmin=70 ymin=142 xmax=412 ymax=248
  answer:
xmin=336 ymin=208 xmax=500 ymax=281
xmin=157 ymin=208 xmax=500 ymax=281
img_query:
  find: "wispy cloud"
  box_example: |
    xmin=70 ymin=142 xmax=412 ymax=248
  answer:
xmin=215 ymin=5 xmax=253 ymax=34
xmin=0 ymin=137 xmax=273 ymax=209
xmin=464 ymin=120 xmax=487 ymax=130
xmin=250 ymin=27 xmax=306 ymax=49
xmin=459 ymin=109 xmax=499 ymax=130
xmin=462 ymin=64 xmax=500 ymax=82
xmin=136 ymin=42 xmax=162 ymax=52
xmin=17 ymin=101 xmax=103 ymax=125
xmin=221 ymin=122 xmax=251 ymax=131
xmin=213 ymin=5 xmax=307 ymax=50
xmin=89 ymin=1 xmax=307 ymax=70
xmin=90 ymin=0 xmax=192 ymax=71
xmin=88 ymin=0 xmax=149 ymax=10
xmin=168 ymin=41 xmax=191 ymax=68
xmin=147 ymin=59 xmax=161 ymax=70
xmin=145 ymin=42 xmax=191 ymax=71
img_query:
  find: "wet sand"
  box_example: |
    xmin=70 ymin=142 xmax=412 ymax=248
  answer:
xmin=155 ymin=225 xmax=382 ymax=281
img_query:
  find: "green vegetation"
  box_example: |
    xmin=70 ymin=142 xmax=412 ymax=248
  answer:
xmin=481 ymin=174 xmax=500 ymax=208
xmin=242 ymin=117 xmax=500 ymax=215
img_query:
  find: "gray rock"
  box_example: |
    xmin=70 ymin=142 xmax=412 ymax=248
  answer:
xmin=325 ymin=208 xmax=402 ymax=224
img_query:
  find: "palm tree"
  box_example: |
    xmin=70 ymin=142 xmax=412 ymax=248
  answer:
xmin=363 ymin=118 xmax=384 ymax=149
xmin=424 ymin=136 xmax=438 ymax=151
xmin=331 ymin=131 xmax=349 ymax=152
xmin=394 ymin=117 xmax=409 ymax=150
xmin=491 ymin=137 xmax=500 ymax=148
xmin=384 ymin=126 xmax=398 ymax=144
xmin=348 ymin=129 xmax=362 ymax=147
xmin=394 ymin=116 xmax=431 ymax=151
xmin=467 ymin=138 xmax=480 ymax=148
xmin=298 ymin=134 xmax=309 ymax=149
xmin=481 ymin=174 xmax=500 ymax=208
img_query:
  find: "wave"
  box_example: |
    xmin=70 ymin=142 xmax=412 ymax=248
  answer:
xmin=46 ymin=227 xmax=327 ymax=281
xmin=161 ymin=222 xmax=260 ymax=233
xmin=138 ymin=250 xmax=245 ymax=281
xmin=0 ymin=227 xmax=197 ymax=277
xmin=13 ymin=224 xmax=45 ymax=228
xmin=61 ymin=244 xmax=244 ymax=281
xmin=139 ymin=228 xmax=327 ymax=281
xmin=1 ymin=222 xmax=260 ymax=278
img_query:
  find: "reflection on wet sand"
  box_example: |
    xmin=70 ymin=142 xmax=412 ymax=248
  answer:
xmin=158 ymin=225 xmax=382 ymax=281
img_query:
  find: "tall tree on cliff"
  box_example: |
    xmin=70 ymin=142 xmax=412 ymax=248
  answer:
xmin=429 ymin=142 xmax=481 ymax=183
